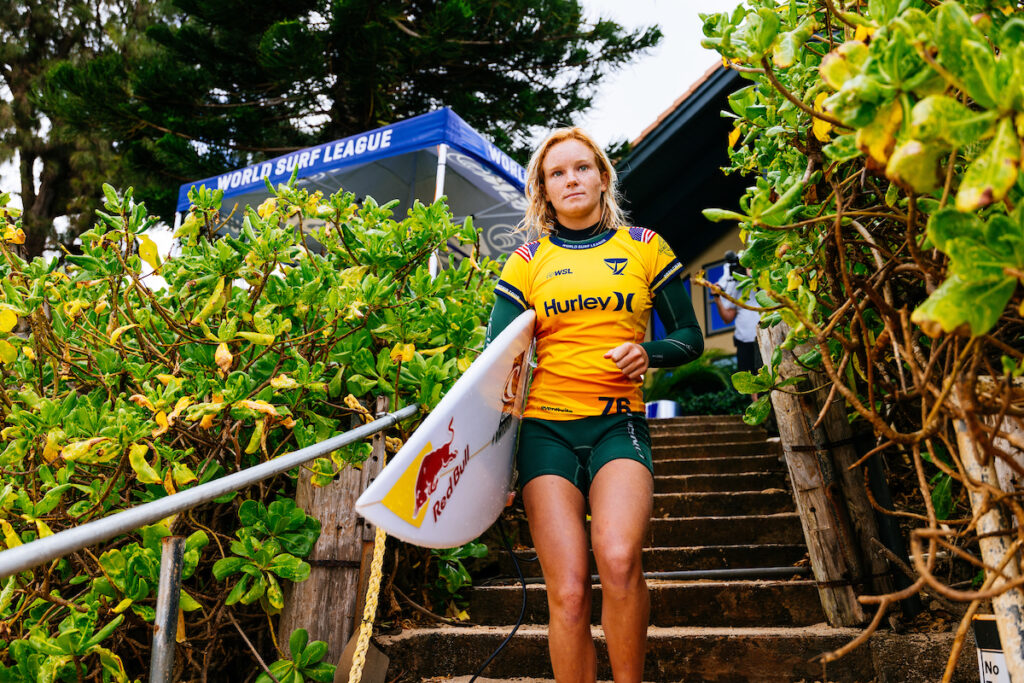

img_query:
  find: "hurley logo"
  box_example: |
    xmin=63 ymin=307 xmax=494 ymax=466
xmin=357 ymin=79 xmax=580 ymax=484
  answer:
xmin=543 ymin=292 xmax=635 ymax=317
xmin=604 ymin=258 xmax=627 ymax=275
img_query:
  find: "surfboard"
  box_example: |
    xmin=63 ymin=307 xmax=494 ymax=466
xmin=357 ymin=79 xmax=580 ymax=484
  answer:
xmin=355 ymin=310 xmax=536 ymax=548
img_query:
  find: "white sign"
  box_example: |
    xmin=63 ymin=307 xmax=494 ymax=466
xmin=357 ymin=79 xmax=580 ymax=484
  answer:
xmin=978 ymin=649 xmax=1011 ymax=683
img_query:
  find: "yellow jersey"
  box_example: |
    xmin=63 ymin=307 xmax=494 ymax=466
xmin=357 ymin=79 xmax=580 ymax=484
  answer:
xmin=494 ymin=227 xmax=683 ymax=420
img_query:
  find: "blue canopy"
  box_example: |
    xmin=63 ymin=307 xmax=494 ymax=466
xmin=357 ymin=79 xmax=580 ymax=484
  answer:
xmin=175 ymin=108 xmax=527 ymax=256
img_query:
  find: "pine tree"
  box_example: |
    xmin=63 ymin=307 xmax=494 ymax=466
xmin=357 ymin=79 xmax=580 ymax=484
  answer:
xmin=46 ymin=0 xmax=661 ymax=220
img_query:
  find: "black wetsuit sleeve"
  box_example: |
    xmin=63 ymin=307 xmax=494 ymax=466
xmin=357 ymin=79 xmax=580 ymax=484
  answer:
xmin=485 ymin=295 xmax=524 ymax=346
xmin=641 ymin=277 xmax=704 ymax=368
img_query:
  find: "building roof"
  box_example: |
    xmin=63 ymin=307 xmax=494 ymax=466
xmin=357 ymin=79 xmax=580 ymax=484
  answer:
xmin=630 ymin=62 xmax=723 ymax=149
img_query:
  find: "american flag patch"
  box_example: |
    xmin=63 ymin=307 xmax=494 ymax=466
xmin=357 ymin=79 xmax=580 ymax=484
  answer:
xmin=628 ymin=227 xmax=656 ymax=243
xmin=514 ymin=240 xmax=541 ymax=262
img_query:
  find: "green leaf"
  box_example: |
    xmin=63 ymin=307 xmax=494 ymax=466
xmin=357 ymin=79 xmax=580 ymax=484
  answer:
xmin=731 ymin=370 xmax=771 ymax=394
xmin=270 ymin=554 xmax=311 ymax=582
xmin=743 ymin=394 xmax=772 ymax=425
xmin=931 ymin=472 xmax=954 ymax=520
xmin=288 ymin=628 xmax=309 ymax=658
xmin=345 ymin=374 xmax=378 ymax=396
xmin=212 ymin=557 xmax=246 ymax=580
xmin=773 ymin=15 xmax=817 ymax=68
xmin=934 ymin=2 xmax=998 ymax=109
xmin=956 ymin=117 xmax=1020 ymax=212
xmin=909 ymin=95 xmax=997 ymax=147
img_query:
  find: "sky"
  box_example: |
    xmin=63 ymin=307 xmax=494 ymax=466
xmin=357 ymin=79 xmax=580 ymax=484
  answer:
xmin=1 ymin=0 xmax=741 ymax=212
xmin=578 ymin=0 xmax=742 ymax=150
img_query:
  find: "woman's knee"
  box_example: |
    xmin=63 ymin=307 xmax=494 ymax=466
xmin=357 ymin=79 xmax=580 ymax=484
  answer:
xmin=547 ymin=577 xmax=592 ymax=624
xmin=594 ymin=543 xmax=643 ymax=594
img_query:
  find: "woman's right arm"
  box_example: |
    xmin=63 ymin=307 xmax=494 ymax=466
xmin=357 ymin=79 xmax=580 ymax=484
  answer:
xmin=485 ymin=295 xmax=526 ymax=346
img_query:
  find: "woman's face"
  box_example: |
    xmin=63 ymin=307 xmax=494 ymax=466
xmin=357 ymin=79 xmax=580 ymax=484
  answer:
xmin=541 ymin=138 xmax=608 ymax=229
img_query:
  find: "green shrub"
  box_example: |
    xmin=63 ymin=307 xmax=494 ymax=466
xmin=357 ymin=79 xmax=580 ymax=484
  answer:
xmin=0 ymin=180 xmax=495 ymax=680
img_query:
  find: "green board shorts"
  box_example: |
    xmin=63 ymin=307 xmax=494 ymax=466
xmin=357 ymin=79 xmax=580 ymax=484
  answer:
xmin=516 ymin=412 xmax=653 ymax=496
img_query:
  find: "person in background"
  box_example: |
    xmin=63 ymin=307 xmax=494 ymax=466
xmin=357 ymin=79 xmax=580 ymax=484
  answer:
xmin=486 ymin=126 xmax=703 ymax=682
xmin=713 ymin=250 xmax=763 ymax=375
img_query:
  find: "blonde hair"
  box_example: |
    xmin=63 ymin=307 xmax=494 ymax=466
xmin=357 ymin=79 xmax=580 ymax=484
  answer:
xmin=519 ymin=127 xmax=628 ymax=238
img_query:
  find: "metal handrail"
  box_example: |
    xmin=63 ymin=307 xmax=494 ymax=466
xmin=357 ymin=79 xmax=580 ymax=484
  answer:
xmin=0 ymin=403 xmax=419 ymax=579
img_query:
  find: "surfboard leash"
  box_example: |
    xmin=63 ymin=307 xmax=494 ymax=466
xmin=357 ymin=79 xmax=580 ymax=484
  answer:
xmin=468 ymin=515 xmax=528 ymax=682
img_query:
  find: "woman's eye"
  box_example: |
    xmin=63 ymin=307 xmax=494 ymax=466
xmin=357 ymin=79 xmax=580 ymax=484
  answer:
xmin=579 ymin=165 xmax=589 ymax=172
xmin=551 ymin=170 xmax=562 ymax=177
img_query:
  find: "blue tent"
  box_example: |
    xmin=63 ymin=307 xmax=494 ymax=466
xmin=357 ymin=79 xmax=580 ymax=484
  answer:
xmin=175 ymin=108 xmax=527 ymax=256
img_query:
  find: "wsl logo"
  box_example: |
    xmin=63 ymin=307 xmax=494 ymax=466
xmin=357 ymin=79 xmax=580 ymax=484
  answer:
xmin=604 ymin=258 xmax=627 ymax=275
xmin=543 ymin=292 xmax=635 ymax=317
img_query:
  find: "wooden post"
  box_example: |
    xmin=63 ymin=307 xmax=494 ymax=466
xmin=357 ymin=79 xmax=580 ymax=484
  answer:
xmin=956 ymin=418 xmax=1024 ymax=680
xmin=279 ymin=397 xmax=388 ymax=666
xmin=757 ymin=323 xmax=867 ymax=626
xmin=811 ymin=370 xmax=894 ymax=598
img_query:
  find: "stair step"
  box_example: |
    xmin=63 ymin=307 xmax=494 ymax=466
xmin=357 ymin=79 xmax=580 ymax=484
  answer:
xmin=653 ymin=490 xmax=793 ymax=517
xmin=652 ymin=430 xmax=769 ymax=446
xmin=655 ymin=471 xmax=788 ymax=492
xmin=387 ymin=627 xmax=972 ymax=683
xmin=648 ymin=415 xmax=751 ymax=428
xmin=380 ymin=624 xmax=909 ymax=682
xmin=649 ymin=514 xmax=805 ymax=546
xmin=655 ymin=454 xmax=784 ymax=475
xmin=500 ymin=544 xmax=809 ymax=577
xmin=652 ymin=440 xmax=781 ymax=459
xmin=464 ymin=580 xmax=825 ymax=628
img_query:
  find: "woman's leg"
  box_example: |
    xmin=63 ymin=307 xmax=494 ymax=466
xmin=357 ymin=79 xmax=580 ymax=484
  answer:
xmin=589 ymin=459 xmax=653 ymax=683
xmin=523 ymin=474 xmax=596 ymax=683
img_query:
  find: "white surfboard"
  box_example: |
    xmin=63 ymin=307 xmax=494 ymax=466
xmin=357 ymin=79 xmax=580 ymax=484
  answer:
xmin=355 ymin=310 xmax=536 ymax=548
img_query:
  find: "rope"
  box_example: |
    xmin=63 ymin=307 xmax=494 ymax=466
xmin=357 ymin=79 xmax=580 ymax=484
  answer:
xmin=347 ymin=525 xmax=387 ymax=683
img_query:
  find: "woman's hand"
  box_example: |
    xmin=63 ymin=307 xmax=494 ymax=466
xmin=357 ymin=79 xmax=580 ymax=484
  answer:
xmin=604 ymin=342 xmax=649 ymax=381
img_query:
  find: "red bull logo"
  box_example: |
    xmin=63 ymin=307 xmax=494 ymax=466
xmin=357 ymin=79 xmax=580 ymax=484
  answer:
xmin=413 ymin=418 xmax=463 ymax=516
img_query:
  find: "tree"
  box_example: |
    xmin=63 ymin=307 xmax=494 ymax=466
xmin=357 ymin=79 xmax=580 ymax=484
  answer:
xmin=45 ymin=0 xmax=661 ymax=221
xmin=0 ymin=1 xmax=159 ymax=259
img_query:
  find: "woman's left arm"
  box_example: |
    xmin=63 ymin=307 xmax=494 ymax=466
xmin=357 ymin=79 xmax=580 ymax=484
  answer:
xmin=641 ymin=276 xmax=704 ymax=368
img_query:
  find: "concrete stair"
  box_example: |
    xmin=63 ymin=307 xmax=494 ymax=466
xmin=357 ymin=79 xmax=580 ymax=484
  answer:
xmin=378 ymin=414 xmax=968 ymax=682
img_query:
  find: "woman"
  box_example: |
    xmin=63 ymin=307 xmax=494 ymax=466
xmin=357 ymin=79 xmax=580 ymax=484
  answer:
xmin=486 ymin=127 xmax=703 ymax=682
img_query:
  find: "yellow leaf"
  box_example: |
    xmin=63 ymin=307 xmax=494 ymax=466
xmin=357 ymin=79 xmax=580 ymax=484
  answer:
xmin=23 ymin=346 xmax=35 ymax=361
xmin=787 ymin=270 xmax=802 ymax=291
xmin=237 ymin=400 xmax=280 ymax=417
xmin=812 ymin=93 xmax=833 ymax=142
xmin=1 ymin=227 xmax=25 ymax=245
xmin=168 ymin=397 xmax=193 ymax=424
xmin=129 ymin=443 xmax=162 ymax=484
xmin=215 ymin=342 xmax=233 ymax=374
xmin=35 ymin=520 xmax=53 ymax=538
xmin=60 ymin=437 xmax=112 ymax=462
xmin=390 ymin=343 xmax=415 ymax=363
xmin=172 ymin=462 xmax=198 ymax=486
xmin=0 ymin=340 xmax=15 ymax=364
xmin=0 ymin=309 xmax=16 ymax=333
xmin=152 ymin=411 xmax=169 ymax=438
xmin=257 ymin=198 xmax=278 ymax=218
xmin=156 ymin=374 xmax=176 ymax=386
xmin=191 ymin=277 xmax=225 ymax=324
xmin=129 ymin=394 xmax=156 ymax=412
xmin=112 ymin=598 xmax=134 ymax=614
xmin=457 ymin=356 xmax=472 ymax=373
xmin=419 ymin=344 xmax=451 ymax=357
xmin=176 ymin=606 xmax=186 ymax=643
xmin=270 ymin=374 xmax=300 ymax=390
xmin=0 ymin=519 xmax=21 ymax=548
xmin=245 ymin=420 xmax=265 ymax=454
xmin=237 ymin=331 xmax=275 ymax=346
xmin=281 ymin=417 xmax=296 ymax=429
xmin=728 ymin=127 xmax=741 ymax=148
xmin=163 ymin=469 xmax=177 ymax=496
xmin=199 ymin=414 xmax=216 ymax=429
xmin=137 ymin=234 xmax=162 ymax=272
xmin=854 ymin=25 xmax=875 ymax=41
xmin=43 ymin=432 xmax=62 ymax=463
xmin=94 ymin=300 xmax=108 ymax=314
xmin=109 ymin=324 xmax=138 ymax=345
